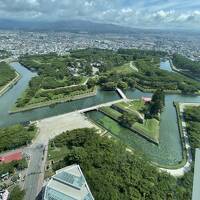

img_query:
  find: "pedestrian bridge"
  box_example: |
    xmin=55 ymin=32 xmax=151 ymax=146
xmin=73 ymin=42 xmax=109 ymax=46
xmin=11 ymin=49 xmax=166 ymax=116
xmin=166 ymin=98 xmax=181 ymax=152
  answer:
xmin=116 ymin=88 xmax=127 ymax=100
xmin=79 ymin=99 xmax=125 ymax=113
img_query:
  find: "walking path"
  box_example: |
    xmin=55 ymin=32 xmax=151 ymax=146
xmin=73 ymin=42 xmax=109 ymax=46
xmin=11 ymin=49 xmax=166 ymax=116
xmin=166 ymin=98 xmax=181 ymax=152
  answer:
xmin=130 ymin=61 xmax=138 ymax=72
xmin=0 ymin=72 xmax=20 ymax=97
xmin=40 ymin=78 xmax=89 ymax=92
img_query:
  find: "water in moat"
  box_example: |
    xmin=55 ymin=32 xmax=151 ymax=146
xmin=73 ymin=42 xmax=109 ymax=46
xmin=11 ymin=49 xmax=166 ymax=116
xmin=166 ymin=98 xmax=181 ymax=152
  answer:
xmin=0 ymin=63 xmax=120 ymax=127
xmin=160 ymin=59 xmax=172 ymax=71
xmin=1 ymin=62 xmax=200 ymax=166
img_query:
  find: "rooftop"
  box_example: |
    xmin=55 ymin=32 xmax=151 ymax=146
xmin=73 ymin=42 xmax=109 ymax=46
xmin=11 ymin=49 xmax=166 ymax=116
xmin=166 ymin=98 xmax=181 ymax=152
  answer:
xmin=44 ymin=164 xmax=94 ymax=200
xmin=0 ymin=151 xmax=22 ymax=164
xmin=192 ymin=149 xmax=200 ymax=200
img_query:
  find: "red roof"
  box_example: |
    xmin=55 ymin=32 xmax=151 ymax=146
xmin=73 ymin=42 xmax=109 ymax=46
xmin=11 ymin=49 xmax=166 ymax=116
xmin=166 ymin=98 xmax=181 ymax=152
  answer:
xmin=142 ymin=97 xmax=152 ymax=102
xmin=0 ymin=151 xmax=22 ymax=164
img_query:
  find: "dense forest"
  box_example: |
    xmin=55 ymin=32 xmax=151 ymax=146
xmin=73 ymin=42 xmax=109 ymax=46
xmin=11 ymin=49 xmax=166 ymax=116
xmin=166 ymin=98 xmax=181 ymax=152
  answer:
xmin=172 ymin=54 xmax=200 ymax=81
xmin=0 ymin=62 xmax=16 ymax=88
xmin=48 ymin=128 xmax=192 ymax=200
xmin=0 ymin=124 xmax=36 ymax=152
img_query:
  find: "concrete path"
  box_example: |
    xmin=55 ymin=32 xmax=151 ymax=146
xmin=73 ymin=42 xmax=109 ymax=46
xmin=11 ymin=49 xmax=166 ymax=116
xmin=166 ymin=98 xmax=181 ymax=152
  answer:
xmin=130 ymin=61 xmax=138 ymax=72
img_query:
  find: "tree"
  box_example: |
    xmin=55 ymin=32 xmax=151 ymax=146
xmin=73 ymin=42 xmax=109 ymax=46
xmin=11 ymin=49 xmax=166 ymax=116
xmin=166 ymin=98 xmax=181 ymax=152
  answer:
xmin=149 ymin=89 xmax=165 ymax=116
xmin=117 ymin=81 xmax=128 ymax=90
xmin=9 ymin=186 xmax=25 ymax=200
xmin=87 ymin=78 xmax=96 ymax=89
xmin=119 ymin=112 xmax=138 ymax=127
xmin=102 ymin=82 xmax=117 ymax=91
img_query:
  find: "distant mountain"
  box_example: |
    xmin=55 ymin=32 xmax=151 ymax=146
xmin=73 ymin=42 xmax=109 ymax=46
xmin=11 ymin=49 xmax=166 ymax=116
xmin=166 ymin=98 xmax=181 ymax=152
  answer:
xmin=0 ymin=19 xmax=136 ymax=33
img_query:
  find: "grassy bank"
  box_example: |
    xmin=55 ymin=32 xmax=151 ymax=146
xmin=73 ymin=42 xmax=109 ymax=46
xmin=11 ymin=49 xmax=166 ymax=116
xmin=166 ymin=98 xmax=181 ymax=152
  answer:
xmin=99 ymin=100 xmax=159 ymax=144
xmin=0 ymin=70 xmax=21 ymax=97
xmin=10 ymin=87 xmax=97 ymax=114
xmin=135 ymin=83 xmax=182 ymax=94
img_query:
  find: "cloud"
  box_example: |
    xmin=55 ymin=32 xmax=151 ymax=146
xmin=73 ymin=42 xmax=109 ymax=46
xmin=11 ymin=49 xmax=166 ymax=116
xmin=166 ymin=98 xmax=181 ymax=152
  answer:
xmin=0 ymin=0 xmax=199 ymax=29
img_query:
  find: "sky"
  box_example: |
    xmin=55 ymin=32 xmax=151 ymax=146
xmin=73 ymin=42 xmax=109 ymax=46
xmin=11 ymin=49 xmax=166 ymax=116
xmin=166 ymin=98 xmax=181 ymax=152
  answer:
xmin=0 ymin=0 xmax=200 ymax=29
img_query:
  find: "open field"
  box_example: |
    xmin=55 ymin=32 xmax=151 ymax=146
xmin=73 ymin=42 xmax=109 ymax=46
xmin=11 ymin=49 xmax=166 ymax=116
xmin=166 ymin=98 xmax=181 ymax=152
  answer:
xmin=134 ymin=119 xmax=159 ymax=142
xmin=110 ymin=62 xmax=134 ymax=74
xmin=99 ymin=106 xmax=122 ymax=120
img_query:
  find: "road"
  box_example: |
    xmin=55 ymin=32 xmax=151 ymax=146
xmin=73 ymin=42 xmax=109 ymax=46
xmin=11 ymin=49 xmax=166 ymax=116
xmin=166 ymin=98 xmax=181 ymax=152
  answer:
xmin=23 ymin=111 xmax=101 ymax=200
xmin=24 ymin=143 xmax=46 ymax=200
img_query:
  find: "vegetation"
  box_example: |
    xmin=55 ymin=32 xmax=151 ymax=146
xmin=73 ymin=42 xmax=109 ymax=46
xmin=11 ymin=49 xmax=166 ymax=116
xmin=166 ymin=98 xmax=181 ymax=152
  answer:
xmin=184 ymin=106 xmax=200 ymax=156
xmin=172 ymin=54 xmax=200 ymax=81
xmin=0 ymin=62 xmax=16 ymax=89
xmin=173 ymin=105 xmax=200 ymax=199
xmin=99 ymin=100 xmax=159 ymax=143
xmin=16 ymin=49 xmax=200 ymax=110
xmin=16 ymin=53 xmax=96 ymax=108
xmin=149 ymin=89 xmax=165 ymax=117
xmin=99 ymin=106 xmax=122 ymax=120
xmin=0 ymin=124 xmax=36 ymax=152
xmin=96 ymin=49 xmax=200 ymax=94
xmin=9 ymin=186 xmax=25 ymax=200
xmin=47 ymin=128 xmax=192 ymax=200
xmin=0 ymin=159 xmax=27 ymax=176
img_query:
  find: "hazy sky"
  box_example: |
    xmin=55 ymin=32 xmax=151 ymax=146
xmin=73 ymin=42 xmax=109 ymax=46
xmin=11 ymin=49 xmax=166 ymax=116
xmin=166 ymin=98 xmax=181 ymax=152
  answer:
xmin=0 ymin=0 xmax=200 ymax=29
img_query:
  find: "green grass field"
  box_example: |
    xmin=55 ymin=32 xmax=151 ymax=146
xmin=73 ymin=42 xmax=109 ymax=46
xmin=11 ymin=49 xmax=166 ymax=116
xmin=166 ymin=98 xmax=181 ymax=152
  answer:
xmin=99 ymin=100 xmax=159 ymax=143
xmin=134 ymin=118 xmax=159 ymax=142
xmin=110 ymin=62 xmax=134 ymax=74
xmin=99 ymin=106 xmax=122 ymax=120
xmin=113 ymin=100 xmax=145 ymax=119
xmin=48 ymin=146 xmax=69 ymax=162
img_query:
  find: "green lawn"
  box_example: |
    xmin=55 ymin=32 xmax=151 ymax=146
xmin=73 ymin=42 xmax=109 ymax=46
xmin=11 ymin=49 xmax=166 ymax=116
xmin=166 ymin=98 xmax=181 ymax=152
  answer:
xmin=134 ymin=118 xmax=159 ymax=142
xmin=99 ymin=106 xmax=122 ymax=120
xmin=48 ymin=146 xmax=69 ymax=162
xmin=99 ymin=101 xmax=159 ymax=143
xmin=128 ymin=100 xmax=145 ymax=112
xmin=112 ymin=101 xmax=145 ymax=119
xmin=110 ymin=62 xmax=133 ymax=74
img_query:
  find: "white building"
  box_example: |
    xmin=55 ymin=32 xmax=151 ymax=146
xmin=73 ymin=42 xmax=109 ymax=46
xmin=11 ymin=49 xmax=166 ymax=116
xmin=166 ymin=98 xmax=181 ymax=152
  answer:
xmin=192 ymin=149 xmax=200 ymax=200
xmin=44 ymin=164 xmax=94 ymax=200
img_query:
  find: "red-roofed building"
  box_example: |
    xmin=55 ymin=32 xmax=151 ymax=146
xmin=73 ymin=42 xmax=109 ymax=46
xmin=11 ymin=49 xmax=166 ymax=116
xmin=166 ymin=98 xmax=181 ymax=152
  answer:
xmin=0 ymin=151 xmax=22 ymax=164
